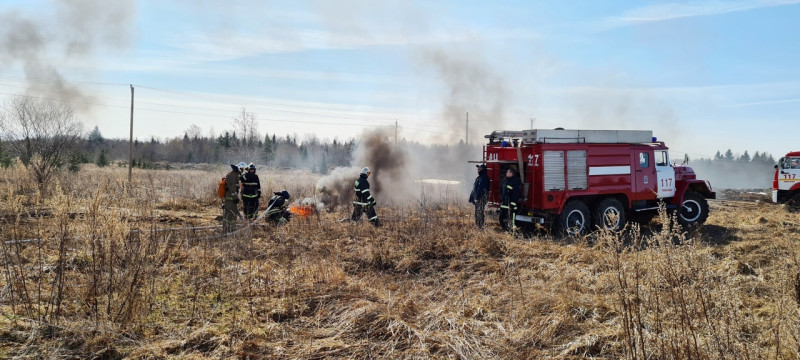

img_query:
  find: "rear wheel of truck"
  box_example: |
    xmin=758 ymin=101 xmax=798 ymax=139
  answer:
xmin=786 ymin=193 xmax=800 ymax=212
xmin=593 ymin=197 xmax=626 ymax=232
xmin=555 ymin=200 xmax=591 ymax=237
xmin=677 ymin=191 xmax=709 ymax=229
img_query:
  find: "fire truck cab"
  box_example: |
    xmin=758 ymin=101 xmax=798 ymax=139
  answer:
xmin=773 ymin=151 xmax=800 ymax=210
xmin=481 ymin=129 xmax=716 ymax=235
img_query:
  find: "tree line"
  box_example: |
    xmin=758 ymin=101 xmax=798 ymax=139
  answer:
xmin=0 ymin=96 xmax=355 ymax=167
xmin=690 ymin=149 xmax=778 ymax=189
xmin=0 ymin=95 xmax=360 ymax=193
xmin=82 ymin=124 xmax=355 ymax=173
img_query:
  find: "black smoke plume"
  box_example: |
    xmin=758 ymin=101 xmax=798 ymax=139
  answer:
xmin=316 ymin=128 xmax=407 ymax=208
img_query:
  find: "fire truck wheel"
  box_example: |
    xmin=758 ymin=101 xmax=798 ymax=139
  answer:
xmin=677 ymin=191 xmax=709 ymax=228
xmin=555 ymin=200 xmax=591 ymax=237
xmin=593 ymin=198 xmax=626 ymax=231
xmin=786 ymin=194 xmax=800 ymax=212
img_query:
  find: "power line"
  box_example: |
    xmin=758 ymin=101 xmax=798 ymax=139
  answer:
xmin=0 ymin=91 xmax=404 ymax=128
xmin=0 ymin=80 xmax=464 ymax=130
xmin=0 ymin=75 xmax=129 ymax=87
xmin=0 ymin=82 xmax=455 ymax=127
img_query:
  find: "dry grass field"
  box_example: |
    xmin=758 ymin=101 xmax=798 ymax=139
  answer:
xmin=1 ymin=164 xmax=800 ymax=359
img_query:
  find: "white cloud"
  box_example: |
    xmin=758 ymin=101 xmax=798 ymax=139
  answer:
xmin=723 ymin=97 xmax=800 ymax=107
xmin=161 ymin=26 xmax=538 ymax=63
xmin=602 ymin=0 xmax=800 ymax=29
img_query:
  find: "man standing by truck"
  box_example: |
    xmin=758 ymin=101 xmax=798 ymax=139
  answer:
xmin=469 ymin=164 xmax=491 ymax=228
xmin=499 ymin=168 xmax=521 ymax=231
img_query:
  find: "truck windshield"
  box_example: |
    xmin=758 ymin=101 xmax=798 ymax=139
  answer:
xmin=786 ymin=157 xmax=800 ymax=169
xmin=656 ymin=151 xmax=669 ymax=166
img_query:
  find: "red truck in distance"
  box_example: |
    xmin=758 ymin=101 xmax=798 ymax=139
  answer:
xmin=773 ymin=151 xmax=800 ymax=211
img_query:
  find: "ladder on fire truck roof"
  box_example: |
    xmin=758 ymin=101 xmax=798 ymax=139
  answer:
xmin=485 ymin=129 xmax=655 ymax=144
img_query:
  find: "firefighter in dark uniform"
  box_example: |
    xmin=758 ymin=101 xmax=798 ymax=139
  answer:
xmin=469 ymin=164 xmax=491 ymax=228
xmin=222 ymin=164 xmax=242 ymax=232
xmin=240 ymin=163 xmax=262 ymax=220
xmin=499 ymin=168 xmax=522 ymax=231
xmin=351 ymin=167 xmax=380 ymax=227
xmin=265 ymin=190 xmax=291 ymax=225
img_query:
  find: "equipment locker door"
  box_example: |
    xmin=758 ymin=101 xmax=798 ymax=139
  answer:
xmin=632 ymin=150 xmax=657 ymax=201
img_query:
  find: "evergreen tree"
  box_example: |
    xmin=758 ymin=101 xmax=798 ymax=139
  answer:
xmin=88 ymin=125 xmax=104 ymax=145
xmin=217 ymin=132 xmax=231 ymax=148
xmin=740 ymin=150 xmax=751 ymax=162
xmin=96 ymin=149 xmax=109 ymax=167
xmin=0 ymin=142 xmax=11 ymax=168
xmin=724 ymin=149 xmax=734 ymax=161
xmin=263 ymin=133 xmax=273 ymax=163
xmin=714 ymin=150 xmax=722 ymax=160
xmin=319 ymin=153 xmax=328 ymax=175
xmin=230 ymin=131 xmax=239 ymax=147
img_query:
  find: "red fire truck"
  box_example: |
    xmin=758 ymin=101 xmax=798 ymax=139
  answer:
xmin=481 ymin=129 xmax=716 ymax=235
xmin=773 ymin=151 xmax=800 ymax=210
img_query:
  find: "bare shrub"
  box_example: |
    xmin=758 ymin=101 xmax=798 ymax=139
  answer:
xmin=0 ymin=94 xmax=83 ymax=194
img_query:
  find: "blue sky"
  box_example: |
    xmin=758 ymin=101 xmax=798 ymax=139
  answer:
xmin=1 ymin=0 xmax=799 ymax=160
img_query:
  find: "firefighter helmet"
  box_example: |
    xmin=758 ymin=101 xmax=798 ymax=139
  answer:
xmin=361 ymin=167 xmax=371 ymax=175
xmin=237 ymin=161 xmax=247 ymax=170
xmin=248 ymin=163 xmax=255 ymax=171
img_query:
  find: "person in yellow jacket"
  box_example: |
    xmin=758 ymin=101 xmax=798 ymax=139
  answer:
xmin=222 ymin=164 xmax=242 ymax=232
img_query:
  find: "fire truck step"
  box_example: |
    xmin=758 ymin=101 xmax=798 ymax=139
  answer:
xmin=633 ymin=205 xmax=677 ymax=212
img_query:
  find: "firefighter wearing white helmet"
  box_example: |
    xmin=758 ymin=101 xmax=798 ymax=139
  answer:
xmin=351 ymin=167 xmax=380 ymax=227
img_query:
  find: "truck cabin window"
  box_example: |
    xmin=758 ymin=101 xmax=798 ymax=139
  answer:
xmin=639 ymin=152 xmax=649 ymax=168
xmin=656 ymin=151 xmax=669 ymax=167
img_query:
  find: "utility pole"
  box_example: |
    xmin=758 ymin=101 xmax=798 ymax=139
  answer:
xmin=530 ymin=117 xmax=535 ymax=129
xmin=128 ymin=85 xmax=134 ymax=182
xmin=395 ymin=120 xmax=397 ymax=146
xmin=465 ymin=112 xmax=469 ymax=145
